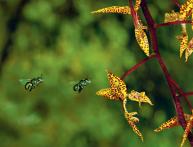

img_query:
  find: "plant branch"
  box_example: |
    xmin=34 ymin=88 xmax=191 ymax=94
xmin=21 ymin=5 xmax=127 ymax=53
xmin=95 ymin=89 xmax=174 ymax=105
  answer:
xmin=128 ymin=0 xmax=139 ymax=27
xmin=140 ymin=0 xmax=193 ymax=146
xmin=179 ymin=92 xmax=193 ymax=97
xmin=121 ymin=54 xmax=156 ymax=80
xmin=0 ymin=0 xmax=30 ymax=74
xmin=172 ymin=0 xmax=181 ymax=8
xmin=155 ymin=20 xmax=193 ymax=28
xmin=169 ymin=78 xmax=193 ymax=110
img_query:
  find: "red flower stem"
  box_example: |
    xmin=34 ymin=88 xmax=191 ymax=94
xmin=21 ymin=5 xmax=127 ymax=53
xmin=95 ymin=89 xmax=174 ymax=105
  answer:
xmin=181 ymin=92 xmax=193 ymax=97
xmin=169 ymin=78 xmax=193 ymax=110
xmin=140 ymin=0 xmax=193 ymax=146
xmin=155 ymin=20 xmax=193 ymax=28
xmin=172 ymin=0 xmax=181 ymax=8
xmin=121 ymin=54 xmax=156 ymax=79
xmin=128 ymin=0 xmax=139 ymax=27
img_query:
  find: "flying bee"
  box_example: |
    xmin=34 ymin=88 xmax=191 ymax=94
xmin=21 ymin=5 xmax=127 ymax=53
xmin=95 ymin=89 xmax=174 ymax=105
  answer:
xmin=73 ymin=78 xmax=91 ymax=93
xmin=19 ymin=75 xmax=43 ymax=92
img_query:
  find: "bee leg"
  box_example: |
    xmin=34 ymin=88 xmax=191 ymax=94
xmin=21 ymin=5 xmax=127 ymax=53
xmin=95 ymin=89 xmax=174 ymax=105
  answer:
xmin=78 ymin=87 xmax=83 ymax=93
xmin=29 ymin=86 xmax=33 ymax=91
xmin=25 ymin=82 xmax=33 ymax=91
xmin=73 ymin=84 xmax=79 ymax=91
xmin=30 ymin=85 xmax=35 ymax=91
xmin=25 ymin=82 xmax=30 ymax=90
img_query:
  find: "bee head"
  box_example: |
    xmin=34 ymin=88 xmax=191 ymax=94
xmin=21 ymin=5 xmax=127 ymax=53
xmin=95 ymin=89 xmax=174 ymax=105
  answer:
xmin=84 ymin=78 xmax=91 ymax=84
xmin=37 ymin=76 xmax=43 ymax=82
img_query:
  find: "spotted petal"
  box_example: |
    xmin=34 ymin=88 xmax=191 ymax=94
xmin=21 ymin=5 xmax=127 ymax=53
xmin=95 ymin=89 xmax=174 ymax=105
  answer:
xmin=96 ymin=88 xmax=119 ymax=100
xmin=134 ymin=0 xmax=141 ymax=12
xmin=127 ymin=90 xmax=153 ymax=106
xmin=91 ymin=0 xmax=141 ymax=15
xmin=181 ymin=114 xmax=193 ymax=147
xmin=128 ymin=120 xmax=143 ymax=141
xmin=124 ymin=111 xmax=143 ymax=141
xmin=91 ymin=6 xmax=131 ymax=14
xmin=177 ymin=33 xmax=188 ymax=58
xmin=135 ymin=24 xmax=150 ymax=56
xmin=125 ymin=111 xmax=139 ymax=123
xmin=154 ymin=114 xmax=191 ymax=132
xmin=154 ymin=116 xmax=179 ymax=132
xmin=179 ymin=0 xmax=193 ymax=20
xmin=185 ymin=38 xmax=193 ymax=62
xmin=192 ymin=13 xmax=193 ymax=30
xmin=107 ymin=72 xmax=127 ymax=100
xmin=164 ymin=11 xmax=180 ymax=22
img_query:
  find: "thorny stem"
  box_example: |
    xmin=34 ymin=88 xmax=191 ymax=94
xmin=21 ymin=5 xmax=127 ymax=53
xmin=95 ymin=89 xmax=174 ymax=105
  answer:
xmin=155 ymin=20 xmax=193 ymax=28
xmin=123 ymin=0 xmax=193 ymax=146
xmin=121 ymin=54 xmax=156 ymax=80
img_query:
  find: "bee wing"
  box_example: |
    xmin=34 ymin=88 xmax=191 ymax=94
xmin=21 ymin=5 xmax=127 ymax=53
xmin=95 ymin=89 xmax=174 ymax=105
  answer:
xmin=19 ymin=79 xmax=31 ymax=85
xmin=86 ymin=79 xmax=91 ymax=84
xmin=69 ymin=81 xmax=77 ymax=85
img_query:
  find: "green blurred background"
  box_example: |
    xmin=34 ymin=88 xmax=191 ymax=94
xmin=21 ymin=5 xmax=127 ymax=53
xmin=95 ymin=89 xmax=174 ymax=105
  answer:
xmin=0 ymin=0 xmax=193 ymax=147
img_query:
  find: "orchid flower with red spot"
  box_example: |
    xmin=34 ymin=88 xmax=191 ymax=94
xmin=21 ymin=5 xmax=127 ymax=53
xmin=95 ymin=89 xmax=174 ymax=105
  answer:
xmin=96 ymin=71 xmax=153 ymax=141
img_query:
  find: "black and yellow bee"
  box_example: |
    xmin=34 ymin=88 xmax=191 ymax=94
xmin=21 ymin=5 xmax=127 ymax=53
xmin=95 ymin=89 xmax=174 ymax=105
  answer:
xmin=73 ymin=78 xmax=91 ymax=93
xmin=19 ymin=75 xmax=43 ymax=92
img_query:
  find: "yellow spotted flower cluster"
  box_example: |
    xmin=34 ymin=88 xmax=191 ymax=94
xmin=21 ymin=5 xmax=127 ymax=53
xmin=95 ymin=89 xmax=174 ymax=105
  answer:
xmin=96 ymin=71 xmax=153 ymax=141
xmin=164 ymin=0 xmax=193 ymax=62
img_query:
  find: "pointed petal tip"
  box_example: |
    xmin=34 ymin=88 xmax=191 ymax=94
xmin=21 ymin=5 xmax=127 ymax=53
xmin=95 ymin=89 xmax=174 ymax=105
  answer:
xmin=154 ymin=129 xmax=160 ymax=132
xmin=91 ymin=11 xmax=99 ymax=14
xmin=139 ymin=135 xmax=144 ymax=142
xmin=180 ymin=136 xmax=187 ymax=147
xmin=146 ymin=52 xmax=150 ymax=57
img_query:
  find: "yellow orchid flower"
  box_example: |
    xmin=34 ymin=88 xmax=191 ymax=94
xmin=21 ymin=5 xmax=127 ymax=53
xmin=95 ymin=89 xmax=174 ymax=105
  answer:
xmin=96 ymin=71 xmax=144 ymax=141
xmin=163 ymin=1 xmax=192 ymax=62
